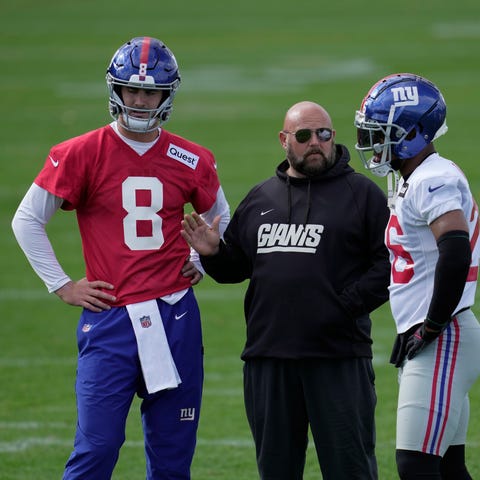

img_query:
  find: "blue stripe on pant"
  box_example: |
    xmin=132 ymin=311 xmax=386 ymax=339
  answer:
xmin=63 ymin=289 xmax=203 ymax=479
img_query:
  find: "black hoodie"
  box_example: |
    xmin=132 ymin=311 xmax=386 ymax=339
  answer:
xmin=201 ymin=144 xmax=390 ymax=359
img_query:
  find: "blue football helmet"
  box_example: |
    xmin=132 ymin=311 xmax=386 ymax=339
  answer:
xmin=106 ymin=36 xmax=181 ymax=133
xmin=354 ymin=73 xmax=448 ymax=176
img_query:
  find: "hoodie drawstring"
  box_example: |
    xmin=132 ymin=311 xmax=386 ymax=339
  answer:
xmin=304 ymin=179 xmax=311 ymax=224
xmin=286 ymin=176 xmax=312 ymax=225
xmin=286 ymin=176 xmax=292 ymax=224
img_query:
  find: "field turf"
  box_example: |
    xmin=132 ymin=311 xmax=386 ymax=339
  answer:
xmin=1 ymin=0 xmax=480 ymax=478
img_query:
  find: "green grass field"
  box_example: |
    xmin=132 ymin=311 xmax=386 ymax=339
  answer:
xmin=1 ymin=0 xmax=480 ymax=478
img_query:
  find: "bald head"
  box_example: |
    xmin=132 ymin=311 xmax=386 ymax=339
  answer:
xmin=283 ymin=101 xmax=333 ymax=132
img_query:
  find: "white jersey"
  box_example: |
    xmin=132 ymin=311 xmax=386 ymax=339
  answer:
xmin=386 ymin=153 xmax=479 ymax=333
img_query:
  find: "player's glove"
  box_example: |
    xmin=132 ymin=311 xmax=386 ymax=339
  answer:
xmin=405 ymin=318 xmax=447 ymax=360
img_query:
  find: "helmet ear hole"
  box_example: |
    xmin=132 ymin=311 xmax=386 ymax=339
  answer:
xmin=405 ymin=129 xmax=417 ymax=140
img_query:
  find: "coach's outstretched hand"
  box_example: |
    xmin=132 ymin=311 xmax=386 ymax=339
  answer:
xmin=181 ymin=212 xmax=221 ymax=256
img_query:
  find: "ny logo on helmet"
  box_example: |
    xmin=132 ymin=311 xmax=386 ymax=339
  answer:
xmin=390 ymin=86 xmax=419 ymax=107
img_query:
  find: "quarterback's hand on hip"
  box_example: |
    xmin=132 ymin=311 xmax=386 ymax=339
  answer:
xmin=181 ymin=257 xmax=203 ymax=285
xmin=55 ymin=278 xmax=116 ymax=312
xmin=406 ymin=323 xmax=443 ymax=360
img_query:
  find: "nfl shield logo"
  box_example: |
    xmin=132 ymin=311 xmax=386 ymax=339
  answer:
xmin=139 ymin=315 xmax=152 ymax=328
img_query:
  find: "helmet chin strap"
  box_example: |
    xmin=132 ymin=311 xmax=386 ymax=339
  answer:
xmin=121 ymin=112 xmax=160 ymax=133
xmin=387 ymin=171 xmax=399 ymax=209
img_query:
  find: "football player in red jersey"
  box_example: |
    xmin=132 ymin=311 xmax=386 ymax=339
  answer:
xmin=12 ymin=36 xmax=230 ymax=479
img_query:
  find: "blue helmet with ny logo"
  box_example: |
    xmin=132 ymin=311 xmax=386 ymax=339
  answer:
xmin=106 ymin=36 xmax=181 ymax=132
xmin=354 ymin=73 xmax=447 ymax=176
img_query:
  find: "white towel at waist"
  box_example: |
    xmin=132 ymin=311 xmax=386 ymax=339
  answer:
xmin=126 ymin=299 xmax=181 ymax=394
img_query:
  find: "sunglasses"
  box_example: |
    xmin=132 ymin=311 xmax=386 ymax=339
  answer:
xmin=283 ymin=128 xmax=333 ymax=144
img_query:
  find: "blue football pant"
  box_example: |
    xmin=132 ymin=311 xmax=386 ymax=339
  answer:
xmin=63 ymin=290 xmax=203 ymax=480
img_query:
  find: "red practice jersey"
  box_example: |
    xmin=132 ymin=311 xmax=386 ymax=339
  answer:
xmin=35 ymin=125 xmax=220 ymax=306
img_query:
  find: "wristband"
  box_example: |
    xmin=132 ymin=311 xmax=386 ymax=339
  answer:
xmin=424 ymin=316 xmax=449 ymax=332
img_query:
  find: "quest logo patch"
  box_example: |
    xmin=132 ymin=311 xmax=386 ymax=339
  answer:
xmin=167 ymin=144 xmax=199 ymax=170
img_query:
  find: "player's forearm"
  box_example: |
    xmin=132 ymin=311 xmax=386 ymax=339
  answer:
xmin=200 ymin=240 xmax=250 ymax=283
xmin=426 ymin=230 xmax=471 ymax=326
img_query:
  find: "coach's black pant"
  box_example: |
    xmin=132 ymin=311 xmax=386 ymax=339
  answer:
xmin=243 ymin=357 xmax=378 ymax=480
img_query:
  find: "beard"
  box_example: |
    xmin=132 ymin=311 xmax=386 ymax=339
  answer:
xmin=286 ymin=143 xmax=337 ymax=177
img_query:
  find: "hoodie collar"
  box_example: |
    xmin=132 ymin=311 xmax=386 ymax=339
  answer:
xmin=276 ymin=144 xmax=353 ymax=224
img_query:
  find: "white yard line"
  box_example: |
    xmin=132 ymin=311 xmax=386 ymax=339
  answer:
xmin=0 ymin=435 xmax=255 ymax=453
